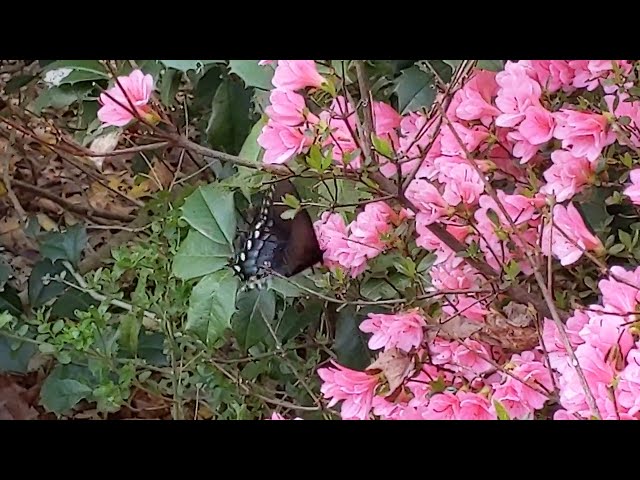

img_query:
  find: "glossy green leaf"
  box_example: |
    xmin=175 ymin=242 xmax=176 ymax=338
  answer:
xmin=277 ymin=300 xmax=321 ymax=343
xmin=0 ymin=285 xmax=22 ymax=316
xmin=39 ymin=223 xmax=87 ymax=266
xmin=477 ymin=60 xmax=505 ymax=72
xmin=186 ymin=270 xmax=239 ymax=345
xmin=50 ymin=290 xmax=99 ymax=319
xmin=232 ymin=288 xmax=276 ymax=350
xmin=393 ymin=66 xmax=436 ymax=114
xmin=334 ymin=306 xmax=372 ymax=370
xmin=206 ymin=78 xmax=254 ymax=155
xmin=172 ymin=230 xmax=232 ymax=281
xmin=0 ymin=336 xmax=36 ymax=374
xmin=28 ymin=260 xmax=67 ymax=308
xmin=181 ymin=184 xmax=237 ymax=247
xmin=229 ymin=60 xmax=275 ymax=90
xmin=40 ymin=364 xmax=94 ymax=415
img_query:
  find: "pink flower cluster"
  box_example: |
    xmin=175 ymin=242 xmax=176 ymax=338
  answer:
xmin=544 ymin=266 xmax=640 ymax=420
xmin=359 ymin=310 xmax=426 ymax=352
xmin=257 ymin=61 xmax=325 ymax=165
xmin=317 ymin=323 xmax=557 ymax=420
xmin=313 ymin=201 xmax=405 ymax=276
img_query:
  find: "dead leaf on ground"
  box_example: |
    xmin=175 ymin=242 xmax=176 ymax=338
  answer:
xmin=0 ymin=375 xmax=39 ymax=420
xmin=367 ymin=348 xmax=415 ymax=397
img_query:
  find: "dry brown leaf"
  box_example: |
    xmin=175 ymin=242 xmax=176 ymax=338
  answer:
xmin=87 ymin=181 xmax=135 ymax=217
xmin=0 ymin=179 xmax=6 ymax=196
xmin=476 ymin=309 xmax=539 ymax=353
xmin=88 ymin=130 xmax=121 ymax=171
xmin=36 ymin=212 xmax=58 ymax=231
xmin=0 ymin=376 xmax=39 ymax=420
xmin=367 ymin=348 xmax=414 ymax=397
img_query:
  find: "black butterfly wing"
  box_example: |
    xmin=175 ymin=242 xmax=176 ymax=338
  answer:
xmin=268 ymin=180 xmax=323 ymax=277
xmin=233 ymin=179 xmax=323 ymax=283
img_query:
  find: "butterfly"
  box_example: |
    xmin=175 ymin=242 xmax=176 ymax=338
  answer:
xmin=231 ymin=179 xmax=323 ymax=289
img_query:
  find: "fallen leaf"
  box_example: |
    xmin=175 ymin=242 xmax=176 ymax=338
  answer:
xmin=367 ymin=348 xmax=414 ymax=397
xmin=88 ymin=130 xmax=122 ymax=171
xmin=36 ymin=213 xmax=58 ymax=232
xmin=0 ymin=375 xmax=39 ymax=420
xmin=0 ymin=180 xmax=6 ymax=197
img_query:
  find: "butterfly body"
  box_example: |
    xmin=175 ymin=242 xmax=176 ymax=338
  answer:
xmin=232 ymin=180 xmax=323 ymax=289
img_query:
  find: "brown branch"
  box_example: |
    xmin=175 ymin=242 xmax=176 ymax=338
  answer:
xmin=2 ymin=152 xmax=27 ymax=221
xmin=11 ymin=179 xmax=135 ymax=222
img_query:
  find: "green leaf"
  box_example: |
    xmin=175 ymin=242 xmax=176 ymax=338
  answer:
xmin=477 ymin=60 xmax=505 ymax=72
xmin=43 ymin=60 xmax=109 ymax=84
xmin=186 ymin=270 xmax=239 ymax=345
xmin=0 ymin=336 xmax=36 ymax=374
xmin=493 ymin=400 xmax=511 ymax=420
xmin=32 ymin=86 xmax=85 ymax=115
xmin=393 ymin=66 xmax=436 ymax=114
xmin=619 ymin=229 xmax=634 ymax=250
xmin=277 ymin=300 xmax=322 ymax=343
xmin=334 ymin=306 xmax=373 ymax=370
xmin=38 ymin=342 xmax=56 ymax=354
xmin=181 ymin=184 xmax=237 ymax=247
xmin=40 ymin=364 xmax=94 ymax=415
xmin=137 ymin=332 xmax=169 ymax=367
xmin=28 ymin=260 xmax=67 ymax=308
xmin=119 ymin=313 xmax=141 ymax=355
xmin=229 ymin=60 xmax=275 ymax=90
xmin=0 ymin=285 xmax=22 ymax=316
xmin=160 ymin=68 xmax=181 ymax=106
xmin=232 ymin=288 xmax=276 ymax=350
xmin=239 ymin=118 xmax=267 ymax=164
xmin=39 ymin=223 xmax=87 ymax=266
xmin=160 ymin=60 xmax=224 ymax=73
xmin=206 ymin=78 xmax=254 ymax=155
xmin=50 ymin=290 xmax=99 ymax=319
xmin=172 ymin=230 xmax=232 ymax=281
xmin=371 ymin=134 xmax=395 ymax=158
xmin=360 ymin=278 xmax=398 ymax=301
xmin=576 ymin=188 xmax=612 ymax=235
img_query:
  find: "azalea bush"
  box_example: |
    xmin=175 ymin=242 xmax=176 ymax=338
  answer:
xmin=2 ymin=59 xmax=640 ymax=420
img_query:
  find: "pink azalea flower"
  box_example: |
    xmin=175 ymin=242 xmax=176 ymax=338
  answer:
xmin=523 ymin=60 xmax=575 ymax=93
xmin=440 ymin=122 xmax=490 ymax=156
xmin=257 ymin=120 xmax=313 ymax=165
xmin=265 ymin=89 xmax=318 ymax=127
xmin=317 ymin=361 xmax=379 ymax=420
xmin=541 ymin=202 xmax=604 ymax=266
xmin=359 ymin=310 xmax=426 ymax=353
xmin=623 ymin=169 xmax=640 ymax=205
xmin=442 ymin=295 xmax=489 ymax=323
xmin=451 ymin=339 xmax=493 ymax=379
xmin=450 ymin=70 xmax=500 ymax=126
xmin=553 ymin=109 xmax=616 ymax=163
xmin=495 ymin=61 xmax=542 ymax=128
xmin=439 ymin=161 xmax=485 ymax=206
xmin=258 ymin=60 xmax=274 ymax=66
xmin=423 ymin=391 xmax=461 ymax=420
xmin=456 ymin=391 xmax=496 ymax=420
xmin=540 ymin=150 xmax=594 ymax=202
xmin=272 ymin=60 xmax=325 ymax=91
xmin=518 ymin=104 xmax=555 ymax=145
xmin=97 ymin=69 xmax=155 ymax=127
xmin=405 ymin=179 xmax=449 ymax=225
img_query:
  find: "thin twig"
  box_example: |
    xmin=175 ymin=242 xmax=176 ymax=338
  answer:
xmin=1 ymin=152 xmax=26 ymax=221
xmin=11 ymin=178 xmax=135 ymax=222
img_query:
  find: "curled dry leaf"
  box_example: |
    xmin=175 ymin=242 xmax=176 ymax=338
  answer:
xmin=88 ymin=130 xmax=121 ymax=171
xmin=0 ymin=375 xmax=39 ymax=420
xmin=476 ymin=308 xmax=539 ymax=353
xmin=367 ymin=347 xmax=414 ymax=397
